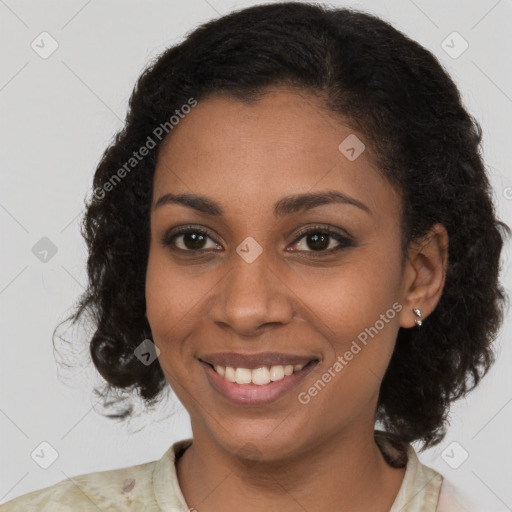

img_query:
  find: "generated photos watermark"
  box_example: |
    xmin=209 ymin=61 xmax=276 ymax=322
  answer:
xmin=93 ymin=97 xmax=198 ymax=200
xmin=298 ymin=301 xmax=403 ymax=404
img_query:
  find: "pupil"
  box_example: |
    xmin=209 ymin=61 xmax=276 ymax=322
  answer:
xmin=308 ymin=233 xmax=328 ymax=251
xmin=185 ymin=232 xmax=206 ymax=250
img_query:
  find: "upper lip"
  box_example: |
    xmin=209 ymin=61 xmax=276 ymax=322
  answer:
xmin=199 ymin=352 xmax=318 ymax=369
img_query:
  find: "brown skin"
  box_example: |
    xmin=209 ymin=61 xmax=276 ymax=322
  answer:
xmin=145 ymin=88 xmax=448 ymax=512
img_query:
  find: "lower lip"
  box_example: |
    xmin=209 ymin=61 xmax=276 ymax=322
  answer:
xmin=200 ymin=360 xmax=318 ymax=406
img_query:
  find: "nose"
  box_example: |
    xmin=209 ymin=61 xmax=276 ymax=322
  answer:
xmin=209 ymin=248 xmax=294 ymax=336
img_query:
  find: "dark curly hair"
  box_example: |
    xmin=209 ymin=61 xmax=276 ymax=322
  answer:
xmin=54 ymin=1 xmax=510 ymax=449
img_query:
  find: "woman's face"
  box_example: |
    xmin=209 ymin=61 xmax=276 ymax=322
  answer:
xmin=146 ymin=88 xmax=411 ymax=461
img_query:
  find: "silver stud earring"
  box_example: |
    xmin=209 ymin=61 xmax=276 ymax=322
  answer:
xmin=412 ymin=308 xmax=423 ymax=327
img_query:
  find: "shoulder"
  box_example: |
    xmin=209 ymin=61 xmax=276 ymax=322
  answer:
xmin=437 ymin=478 xmax=482 ymax=512
xmin=376 ymin=431 xmax=442 ymax=512
xmin=375 ymin=431 xmax=483 ymax=512
xmin=0 ymin=458 xmax=158 ymax=511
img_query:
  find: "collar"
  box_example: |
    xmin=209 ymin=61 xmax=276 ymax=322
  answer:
xmin=152 ymin=436 xmax=443 ymax=512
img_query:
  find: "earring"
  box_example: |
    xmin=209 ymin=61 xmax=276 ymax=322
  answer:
xmin=412 ymin=308 xmax=423 ymax=327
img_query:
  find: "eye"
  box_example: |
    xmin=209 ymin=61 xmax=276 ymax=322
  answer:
xmin=161 ymin=226 xmax=221 ymax=252
xmin=161 ymin=224 xmax=354 ymax=256
xmin=289 ymin=225 xmax=354 ymax=255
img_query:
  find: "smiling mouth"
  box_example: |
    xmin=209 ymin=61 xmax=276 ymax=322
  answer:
xmin=200 ymin=360 xmax=318 ymax=385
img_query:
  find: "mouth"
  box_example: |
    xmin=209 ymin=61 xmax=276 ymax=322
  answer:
xmin=200 ymin=360 xmax=314 ymax=385
xmin=198 ymin=353 xmax=319 ymax=405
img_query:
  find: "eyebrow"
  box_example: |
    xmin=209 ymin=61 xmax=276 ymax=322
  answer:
xmin=153 ymin=190 xmax=371 ymax=217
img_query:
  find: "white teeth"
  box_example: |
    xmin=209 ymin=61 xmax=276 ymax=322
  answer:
xmin=212 ymin=363 xmax=308 ymax=385
xmin=269 ymin=365 xmax=284 ymax=381
xmin=225 ymin=366 xmax=236 ymax=382
xmin=284 ymin=365 xmax=294 ymax=376
xmin=235 ymin=368 xmax=252 ymax=384
xmin=252 ymin=367 xmax=271 ymax=385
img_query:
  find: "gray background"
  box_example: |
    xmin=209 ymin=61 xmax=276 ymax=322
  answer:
xmin=1 ymin=0 xmax=511 ymax=509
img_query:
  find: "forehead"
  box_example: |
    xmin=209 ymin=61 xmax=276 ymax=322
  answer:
xmin=152 ymin=89 xmax=399 ymax=219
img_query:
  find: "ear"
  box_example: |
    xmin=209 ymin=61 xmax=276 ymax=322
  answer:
xmin=399 ymin=223 xmax=449 ymax=328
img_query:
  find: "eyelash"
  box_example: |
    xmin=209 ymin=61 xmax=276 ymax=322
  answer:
xmin=160 ymin=224 xmax=354 ymax=257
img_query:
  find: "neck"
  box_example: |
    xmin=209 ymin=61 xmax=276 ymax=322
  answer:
xmin=176 ymin=427 xmax=406 ymax=512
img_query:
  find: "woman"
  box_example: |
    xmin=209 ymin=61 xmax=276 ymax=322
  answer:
xmin=3 ymin=2 xmax=509 ymax=511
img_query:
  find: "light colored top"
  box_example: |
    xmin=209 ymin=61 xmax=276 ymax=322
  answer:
xmin=1 ymin=432 xmax=477 ymax=511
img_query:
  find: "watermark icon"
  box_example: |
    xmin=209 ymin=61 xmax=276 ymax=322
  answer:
xmin=236 ymin=236 xmax=263 ymax=263
xmin=503 ymin=186 xmax=512 ymax=200
xmin=93 ymin=97 xmax=198 ymax=200
xmin=237 ymin=442 xmax=263 ymax=467
xmin=338 ymin=134 xmax=365 ymax=161
xmin=441 ymin=31 xmax=469 ymax=59
xmin=134 ymin=339 xmax=160 ymax=365
xmin=298 ymin=301 xmax=403 ymax=404
xmin=32 ymin=237 xmax=58 ymax=263
xmin=441 ymin=441 xmax=469 ymax=469
xmin=31 ymin=441 xmax=59 ymax=469
xmin=31 ymin=31 xmax=59 ymax=59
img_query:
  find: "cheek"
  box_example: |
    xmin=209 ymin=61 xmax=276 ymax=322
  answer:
xmin=146 ymin=246 xmax=197 ymax=324
xmin=303 ymin=250 xmax=403 ymax=384
xmin=300 ymin=274 xmax=401 ymax=423
xmin=306 ymin=250 xmax=402 ymax=331
xmin=145 ymin=247 xmax=218 ymax=373
xmin=145 ymin=250 xmax=189 ymax=355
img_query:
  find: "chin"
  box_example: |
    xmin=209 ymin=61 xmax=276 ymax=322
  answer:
xmin=206 ymin=415 xmax=314 ymax=463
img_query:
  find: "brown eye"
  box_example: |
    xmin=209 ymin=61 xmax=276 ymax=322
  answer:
xmin=161 ymin=225 xmax=353 ymax=256
xmin=180 ymin=231 xmax=209 ymax=250
xmin=303 ymin=232 xmax=330 ymax=251
xmin=290 ymin=226 xmax=353 ymax=254
xmin=161 ymin=228 xmax=221 ymax=252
